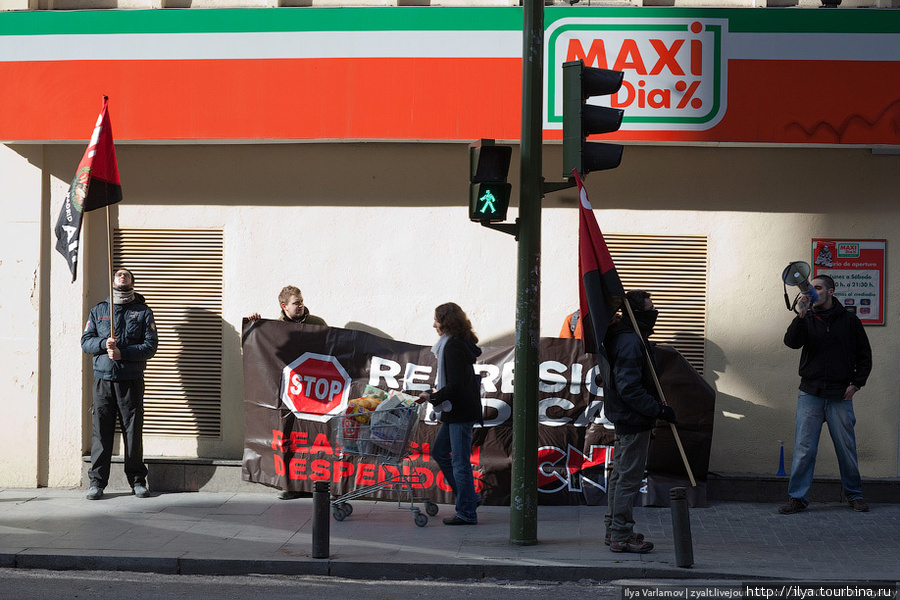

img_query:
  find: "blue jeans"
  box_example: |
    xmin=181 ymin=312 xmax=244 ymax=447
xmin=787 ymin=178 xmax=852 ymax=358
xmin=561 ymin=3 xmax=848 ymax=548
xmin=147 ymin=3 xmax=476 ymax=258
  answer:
xmin=433 ymin=421 xmax=478 ymax=523
xmin=787 ymin=392 xmax=862 ymax=503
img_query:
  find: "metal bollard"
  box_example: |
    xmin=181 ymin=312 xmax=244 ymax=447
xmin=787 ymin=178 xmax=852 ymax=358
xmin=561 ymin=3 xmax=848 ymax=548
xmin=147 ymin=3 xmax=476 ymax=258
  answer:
xmin=312 ymin=480 xmax=330 ymax=559
xmin=669 ymin=486 xmax=694 ymax=568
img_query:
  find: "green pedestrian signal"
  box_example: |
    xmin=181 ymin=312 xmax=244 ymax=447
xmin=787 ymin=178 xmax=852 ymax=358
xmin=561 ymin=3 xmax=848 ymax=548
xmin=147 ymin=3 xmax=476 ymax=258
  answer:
xmin=480 ymin=189 xmax=497 ymax=212
xmin=471 ymin=182 xmax=511 ymax=222
xmin=469 ymin=139 xmax=512 ymax=223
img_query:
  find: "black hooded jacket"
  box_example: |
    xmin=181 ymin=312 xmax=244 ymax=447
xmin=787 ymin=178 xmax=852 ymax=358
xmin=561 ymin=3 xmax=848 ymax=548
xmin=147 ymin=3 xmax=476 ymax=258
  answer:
xmin=429 ymin=337 xmax=484 ymax=424
xmin=784 ymin=299 xmax=872 ymax=400
xmin=602 ymin=318 xmax=662 ymax=434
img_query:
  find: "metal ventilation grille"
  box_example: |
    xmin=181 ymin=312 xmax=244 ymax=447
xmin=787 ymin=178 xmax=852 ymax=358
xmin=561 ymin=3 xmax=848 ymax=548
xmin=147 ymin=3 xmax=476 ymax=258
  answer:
xmin=605 ymin=234 xmax=708 ymax=375
xmin=113 ymin=229 xmax=224 ymax=438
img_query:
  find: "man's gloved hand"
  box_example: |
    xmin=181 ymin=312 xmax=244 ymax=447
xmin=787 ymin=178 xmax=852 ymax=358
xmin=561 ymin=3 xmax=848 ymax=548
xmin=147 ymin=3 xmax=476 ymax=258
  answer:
xmin=658 ymin=405 xmax=677 ymax=425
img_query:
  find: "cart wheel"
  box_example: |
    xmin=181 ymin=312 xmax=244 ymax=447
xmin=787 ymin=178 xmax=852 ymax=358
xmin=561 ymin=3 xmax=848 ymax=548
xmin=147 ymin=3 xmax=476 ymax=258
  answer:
xmin=343 ymin=502 xmax=353 ymax=516
xmin=424 ymin=501 xmax=439 ymax=517
xmin=414 ymin=513 xmax=428 ymax=527
xmin=333 ymin=507 xmax=347 ymax=521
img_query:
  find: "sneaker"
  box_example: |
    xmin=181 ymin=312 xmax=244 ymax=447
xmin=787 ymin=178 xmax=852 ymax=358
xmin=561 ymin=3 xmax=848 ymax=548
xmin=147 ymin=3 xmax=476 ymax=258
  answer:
xmin=86 ymin=486 xmax=104 ymax=501
xmin=278 ymin=490 xmax=303 ymax=500
xmin=605 ymin=532 xmax=644 ymax=546
xmin=443 ymin=515 xmax=477 ymax=526
xmin=609 ymin=537 xmax=654 ymax=553
xmin=849 ymin=498 xmax=869 ymax=512
xmin=133 ymin=484 xmax=150 ymax=498
xmin=778 ymin=498 xmax=807 ymax=514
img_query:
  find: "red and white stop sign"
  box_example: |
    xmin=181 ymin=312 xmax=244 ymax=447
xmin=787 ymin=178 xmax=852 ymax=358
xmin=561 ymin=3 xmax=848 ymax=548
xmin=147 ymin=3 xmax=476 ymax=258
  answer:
xmin=280 ymin=352 xmax=351 ymax=422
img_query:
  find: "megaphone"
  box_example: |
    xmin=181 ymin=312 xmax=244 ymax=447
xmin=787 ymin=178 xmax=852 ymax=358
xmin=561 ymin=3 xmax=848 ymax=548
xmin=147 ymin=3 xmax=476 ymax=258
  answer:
xmin=782 ymin=261 xmax=818 ymax=310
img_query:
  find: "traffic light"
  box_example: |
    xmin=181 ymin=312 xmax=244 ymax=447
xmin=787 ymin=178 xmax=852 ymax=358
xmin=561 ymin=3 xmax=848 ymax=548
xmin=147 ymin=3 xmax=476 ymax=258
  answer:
xmin=562 ymin=60 xmax=625 ymax=179
xmin=469 ymin=139 xmax=512 ymax=223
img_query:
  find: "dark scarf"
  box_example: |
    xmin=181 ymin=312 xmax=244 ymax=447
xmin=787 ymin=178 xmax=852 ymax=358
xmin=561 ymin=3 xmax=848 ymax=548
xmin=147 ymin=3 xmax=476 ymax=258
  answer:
xmin=112 ymin=288 xmax=135 ymax=305
xmin=633 ymin=309 xmax=659 ymax=337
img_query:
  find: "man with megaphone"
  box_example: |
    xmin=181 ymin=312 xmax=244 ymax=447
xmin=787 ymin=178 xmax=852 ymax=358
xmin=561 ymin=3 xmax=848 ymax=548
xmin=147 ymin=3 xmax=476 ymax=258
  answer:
xmin=779 ymin=273 xmax=872 ymax=515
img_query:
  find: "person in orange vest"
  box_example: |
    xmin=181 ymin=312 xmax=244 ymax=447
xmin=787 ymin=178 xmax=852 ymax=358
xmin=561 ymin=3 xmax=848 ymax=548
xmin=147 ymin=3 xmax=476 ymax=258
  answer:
xmin=559 ymin=309 xmax=582 ymax=340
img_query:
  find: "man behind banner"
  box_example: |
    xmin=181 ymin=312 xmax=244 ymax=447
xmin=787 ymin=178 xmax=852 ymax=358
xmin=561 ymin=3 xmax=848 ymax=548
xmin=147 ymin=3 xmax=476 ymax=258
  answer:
xmin=248 ymin=284 xmax=326 ymax=500
xmin=603 ymin=290 xmax=677 ymax=553
xmin=248 ymin=285 xmax=327 ymax=327
xmin=81 ymin=269 xmax=158 ymax=500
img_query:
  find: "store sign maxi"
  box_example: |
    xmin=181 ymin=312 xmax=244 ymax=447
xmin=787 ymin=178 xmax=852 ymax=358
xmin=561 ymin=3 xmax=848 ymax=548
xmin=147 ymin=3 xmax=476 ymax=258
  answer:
xmin=546 ymin=18 xmax=727 ymax=131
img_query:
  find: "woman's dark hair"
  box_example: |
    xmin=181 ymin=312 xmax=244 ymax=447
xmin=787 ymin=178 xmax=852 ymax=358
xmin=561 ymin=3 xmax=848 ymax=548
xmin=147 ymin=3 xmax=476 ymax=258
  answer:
xmin=434 ymin=302 xmax=478 ymax=344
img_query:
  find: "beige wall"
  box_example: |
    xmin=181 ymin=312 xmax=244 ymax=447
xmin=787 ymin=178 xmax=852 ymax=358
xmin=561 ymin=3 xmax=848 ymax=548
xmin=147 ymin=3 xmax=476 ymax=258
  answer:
xmin=542 ymin=145 xmax=900 ymax=478
xmin=0 ymin=144 xmax=42 ymax=486
xmin=0 ymin=145 xmax=92 ymax=488
xmin=1 ymin=141 xmax=897 ymax=486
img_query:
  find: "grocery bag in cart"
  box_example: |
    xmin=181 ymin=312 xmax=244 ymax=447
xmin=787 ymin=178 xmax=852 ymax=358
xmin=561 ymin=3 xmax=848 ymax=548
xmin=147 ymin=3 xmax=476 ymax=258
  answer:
xmin=337 ymin=386 xmax=387 ymax=453
xmin=337 ymin=405 xmax=369 ymax=454
xmin=369 ymin=391 xmax=419 ymax=456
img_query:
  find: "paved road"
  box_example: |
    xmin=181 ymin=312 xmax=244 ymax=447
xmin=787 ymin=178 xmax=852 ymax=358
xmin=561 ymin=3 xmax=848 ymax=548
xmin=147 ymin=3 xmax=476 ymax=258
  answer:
xmin=6 ymin=570 xmax=896 ymax=600
xmin=1 ymin=568 xmax=626 ymax=600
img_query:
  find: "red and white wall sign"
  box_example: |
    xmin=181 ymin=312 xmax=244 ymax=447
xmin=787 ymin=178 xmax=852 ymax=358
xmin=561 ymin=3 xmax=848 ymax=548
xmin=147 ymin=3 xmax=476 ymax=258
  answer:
xmin=812 ymin=238 xmax=886 ymax=326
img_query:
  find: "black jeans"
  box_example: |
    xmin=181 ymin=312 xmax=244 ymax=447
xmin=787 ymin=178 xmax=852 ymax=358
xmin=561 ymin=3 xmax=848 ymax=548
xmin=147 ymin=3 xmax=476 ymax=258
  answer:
xmin=89 ymin=378 xmax=148 ymax=489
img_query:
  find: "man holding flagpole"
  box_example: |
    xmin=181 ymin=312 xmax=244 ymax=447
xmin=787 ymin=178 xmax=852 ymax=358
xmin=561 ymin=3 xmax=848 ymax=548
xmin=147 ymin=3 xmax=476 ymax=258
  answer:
xmin=603 ymin=291 xmax=677 ymax=553
xmin=81 ymin=268 xmax=158 ymax=500
xmin=56 ymin=97 xmax=146 ymax=500
xmin=572 ymin=170 xmax=684 ymax=553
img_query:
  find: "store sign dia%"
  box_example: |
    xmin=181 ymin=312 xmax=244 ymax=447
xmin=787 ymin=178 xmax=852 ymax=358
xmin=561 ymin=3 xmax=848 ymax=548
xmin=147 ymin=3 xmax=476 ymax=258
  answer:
xmin=548 ymin=17 xmax=727 ymax=131
xmin=280 ymin=353 xmax=351 ymax=422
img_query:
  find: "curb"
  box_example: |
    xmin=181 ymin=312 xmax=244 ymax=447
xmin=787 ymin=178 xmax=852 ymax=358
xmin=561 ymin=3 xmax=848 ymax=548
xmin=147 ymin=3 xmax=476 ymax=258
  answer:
xmin=2 ymin=550 xmax=773 ymax=582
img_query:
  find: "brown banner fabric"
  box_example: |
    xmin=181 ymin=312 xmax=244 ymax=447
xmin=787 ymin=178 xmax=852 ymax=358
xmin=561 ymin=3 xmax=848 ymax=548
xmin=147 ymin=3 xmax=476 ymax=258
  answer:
xmin=241 ymin=320 xmax=715 ymax=507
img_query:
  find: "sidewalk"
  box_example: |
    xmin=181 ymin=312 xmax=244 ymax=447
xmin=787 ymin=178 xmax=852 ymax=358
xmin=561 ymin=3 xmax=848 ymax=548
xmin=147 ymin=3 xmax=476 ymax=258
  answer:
xmin=0 ymin=487 xmax=897 ymax=583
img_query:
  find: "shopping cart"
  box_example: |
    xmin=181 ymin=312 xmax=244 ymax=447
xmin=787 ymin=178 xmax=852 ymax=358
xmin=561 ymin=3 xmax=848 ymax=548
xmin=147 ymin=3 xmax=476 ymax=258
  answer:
xmin=330 ymin=404 xmax=439 ymax=527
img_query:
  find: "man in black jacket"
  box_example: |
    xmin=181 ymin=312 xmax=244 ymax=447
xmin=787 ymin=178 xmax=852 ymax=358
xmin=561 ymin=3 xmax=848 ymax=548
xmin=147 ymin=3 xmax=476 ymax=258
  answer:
xmin=81 ymin=269 xmax=158 ymax=500
xmin=603 ymin=291 xmax=676 ymax=553
xmin=780 ymin=274 xmax=872 ymax=514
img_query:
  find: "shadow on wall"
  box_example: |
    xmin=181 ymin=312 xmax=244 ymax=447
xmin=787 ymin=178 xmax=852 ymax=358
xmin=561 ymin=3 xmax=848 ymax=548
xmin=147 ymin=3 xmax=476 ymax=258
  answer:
xmin=700 ymin=334 xmax=794 ymax=477
xmin=341 ymin=321 xmax=517 ymax=350
xmin=480 ymin=331 xmax=516 ymax=347
xmin=342 ymin=321 xmax=394 ymax=339
xmin=25 ymin=143 xmax=899 ymax=216
xmin=157 ymin=307 xmax=237 ymax=489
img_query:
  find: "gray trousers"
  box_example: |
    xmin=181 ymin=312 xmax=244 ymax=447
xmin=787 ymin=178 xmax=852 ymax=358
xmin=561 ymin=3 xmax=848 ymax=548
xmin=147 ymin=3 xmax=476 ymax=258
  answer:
xmin=604 ymin=430 xmax=651 ymax=542
xmin=89 ymin=378 xmax=148 ymax=489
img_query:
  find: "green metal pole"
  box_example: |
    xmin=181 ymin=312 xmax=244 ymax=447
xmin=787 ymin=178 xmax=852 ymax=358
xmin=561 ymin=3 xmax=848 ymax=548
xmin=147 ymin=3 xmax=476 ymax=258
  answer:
xmin=509 ymin=0 xmax=543 ymax=546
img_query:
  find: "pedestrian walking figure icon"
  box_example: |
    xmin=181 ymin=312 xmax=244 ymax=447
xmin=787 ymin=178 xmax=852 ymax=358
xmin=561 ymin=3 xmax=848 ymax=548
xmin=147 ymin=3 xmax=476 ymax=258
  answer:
xmin=479 ymin=190 xmax=497 ymax=215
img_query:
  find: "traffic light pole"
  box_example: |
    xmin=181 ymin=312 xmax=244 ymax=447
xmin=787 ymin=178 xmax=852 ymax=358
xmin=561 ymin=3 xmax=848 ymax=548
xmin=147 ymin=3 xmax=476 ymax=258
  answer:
xmin=509 ymin=0 xmax=544 ymax=547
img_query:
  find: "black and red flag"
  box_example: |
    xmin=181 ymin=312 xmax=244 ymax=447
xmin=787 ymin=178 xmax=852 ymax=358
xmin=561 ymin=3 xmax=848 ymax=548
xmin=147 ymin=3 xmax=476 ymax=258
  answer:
xmin=575 ymin=170 xmax=625 ymax=386
xmin=54 ymin=96 xmax=123 ymax=282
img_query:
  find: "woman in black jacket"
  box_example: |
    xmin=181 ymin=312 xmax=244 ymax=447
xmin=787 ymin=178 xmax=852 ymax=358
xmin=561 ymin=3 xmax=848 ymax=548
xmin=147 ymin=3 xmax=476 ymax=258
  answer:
xmin=418 ymin=303 xmax=483 ymax=525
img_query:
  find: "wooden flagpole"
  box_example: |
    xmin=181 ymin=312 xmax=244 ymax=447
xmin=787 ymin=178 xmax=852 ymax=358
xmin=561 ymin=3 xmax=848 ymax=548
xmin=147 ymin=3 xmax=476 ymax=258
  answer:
xmin=623 ymin=299 xmax=697 ymax=487
xmin=106 ymin=205 xmax=115 ymax=342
